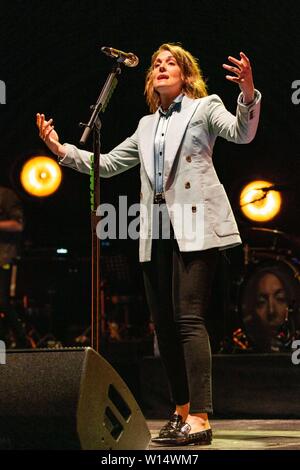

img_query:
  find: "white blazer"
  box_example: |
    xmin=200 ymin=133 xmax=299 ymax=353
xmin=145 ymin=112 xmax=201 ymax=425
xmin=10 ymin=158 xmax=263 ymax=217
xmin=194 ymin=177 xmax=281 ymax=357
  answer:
xmin=60 ymin=91 xmax=261 ymax=262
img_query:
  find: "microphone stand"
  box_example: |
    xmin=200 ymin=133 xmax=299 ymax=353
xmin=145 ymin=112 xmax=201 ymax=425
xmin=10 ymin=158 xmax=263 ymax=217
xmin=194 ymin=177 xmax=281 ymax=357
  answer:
xmin=240 ymin=185 xmax=290 ymax=208
xmin=240 ymin=187 xmax=270 ymax=208
xmin=79 ymin=61 xmax=122 ymax=353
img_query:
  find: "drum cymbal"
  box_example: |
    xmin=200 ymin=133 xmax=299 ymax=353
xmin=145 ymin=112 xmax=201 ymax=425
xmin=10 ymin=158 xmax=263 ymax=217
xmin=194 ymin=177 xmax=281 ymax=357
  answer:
xmin=251 ymin=227 xmax=284 ymax=235
xmin=242 ymin=226 xmax=300 ymax=253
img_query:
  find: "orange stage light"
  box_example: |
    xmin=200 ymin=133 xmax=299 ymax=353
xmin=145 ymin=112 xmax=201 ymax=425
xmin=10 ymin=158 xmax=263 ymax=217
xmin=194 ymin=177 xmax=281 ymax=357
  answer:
xmin=240 ymin=180 xmax=282 ymax=222
xmin=20 ymin=156 xmax=62 ymax=197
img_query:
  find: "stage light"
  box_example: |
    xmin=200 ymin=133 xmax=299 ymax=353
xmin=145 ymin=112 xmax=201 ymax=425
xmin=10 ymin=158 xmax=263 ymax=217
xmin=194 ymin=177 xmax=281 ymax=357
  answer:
xmin=240 ymin=180 xmax=282 ymax=222
xmin=56 ymin=248 xmax=68 ymax=254
xmin=20 ymin=156 xmax=62 ymax=197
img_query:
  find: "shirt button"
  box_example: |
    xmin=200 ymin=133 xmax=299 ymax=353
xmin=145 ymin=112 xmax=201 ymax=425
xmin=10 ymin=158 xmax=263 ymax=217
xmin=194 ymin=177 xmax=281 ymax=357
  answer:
xmin=160 ymin=152 xmax=162 ymax=156
xmin=162 ymin=133 xmax=164 ymax=136
xmin=186 ymin=156 xmax=192 ymax=163
xmin=158 ymin=172 xmax=162 ymax=176
xmin=192 ymin=206 xmax=197 ymax=213
xmin=185 ymin=182 xmax=191 ymax=189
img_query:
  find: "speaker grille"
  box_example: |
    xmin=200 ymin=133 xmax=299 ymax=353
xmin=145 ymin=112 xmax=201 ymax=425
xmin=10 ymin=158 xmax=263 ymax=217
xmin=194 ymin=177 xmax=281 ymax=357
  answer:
xmin=0 ymin=348 xmax=151 ymax=449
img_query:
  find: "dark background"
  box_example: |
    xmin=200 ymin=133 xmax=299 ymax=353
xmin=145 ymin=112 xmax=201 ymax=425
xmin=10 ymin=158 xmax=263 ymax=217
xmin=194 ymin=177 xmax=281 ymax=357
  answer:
xmin=0 ymin=0 xmax=299 ymax=348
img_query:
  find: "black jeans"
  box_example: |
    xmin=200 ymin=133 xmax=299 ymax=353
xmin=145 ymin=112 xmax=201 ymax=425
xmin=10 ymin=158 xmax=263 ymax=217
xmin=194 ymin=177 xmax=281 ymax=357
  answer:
xmin=142 ymin=224 xmax=219 ymax=413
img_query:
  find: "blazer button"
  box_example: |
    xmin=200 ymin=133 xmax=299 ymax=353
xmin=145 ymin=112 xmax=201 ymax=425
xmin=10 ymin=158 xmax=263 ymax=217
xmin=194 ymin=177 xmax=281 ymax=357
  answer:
xmin=192 ymin=206 xmax=197 ymax=213
xmin=185 ymin=182 xmax=191 ymax=189
xmin=186 ymin=155 xmax=192 ymax=163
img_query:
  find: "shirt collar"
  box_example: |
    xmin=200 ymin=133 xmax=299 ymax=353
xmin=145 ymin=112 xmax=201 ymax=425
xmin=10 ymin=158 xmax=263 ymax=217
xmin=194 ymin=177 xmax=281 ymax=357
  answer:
xmin=158 ymin=93 xmax=184 ymax=117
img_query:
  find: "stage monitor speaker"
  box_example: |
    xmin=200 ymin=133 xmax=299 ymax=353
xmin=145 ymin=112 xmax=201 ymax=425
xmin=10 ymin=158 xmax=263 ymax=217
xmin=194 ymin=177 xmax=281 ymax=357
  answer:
xmin=0 ymin=347 xmax=151 ymax=450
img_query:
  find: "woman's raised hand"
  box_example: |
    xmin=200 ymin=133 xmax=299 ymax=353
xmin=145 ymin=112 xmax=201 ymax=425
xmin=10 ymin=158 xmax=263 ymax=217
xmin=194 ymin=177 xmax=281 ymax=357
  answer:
xmin=36 ymin=113 xmax=66 ymax=157
xmin=222 ymin=52 xmax=255 ymax=104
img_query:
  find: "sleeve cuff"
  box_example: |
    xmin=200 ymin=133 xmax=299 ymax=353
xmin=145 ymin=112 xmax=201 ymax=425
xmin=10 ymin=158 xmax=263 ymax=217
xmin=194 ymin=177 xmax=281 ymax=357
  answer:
xmin=237 ymin=89 xmax=261 ymax=109
xmin=57 ymin=143 xmax=75 ymax=165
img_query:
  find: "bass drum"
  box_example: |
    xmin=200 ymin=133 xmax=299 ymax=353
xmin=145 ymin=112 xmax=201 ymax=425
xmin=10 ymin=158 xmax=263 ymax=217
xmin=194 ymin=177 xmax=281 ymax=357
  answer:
xmin=238 ymin=252 xmax=300 ymax=352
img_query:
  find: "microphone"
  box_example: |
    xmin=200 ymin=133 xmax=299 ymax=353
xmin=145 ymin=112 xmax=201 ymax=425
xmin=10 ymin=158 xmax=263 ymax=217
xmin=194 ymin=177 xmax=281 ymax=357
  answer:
xmin=259 ymin=184 xmax=291 ymax=192
xmin=101 ymin=46 xmax=139 ymax=67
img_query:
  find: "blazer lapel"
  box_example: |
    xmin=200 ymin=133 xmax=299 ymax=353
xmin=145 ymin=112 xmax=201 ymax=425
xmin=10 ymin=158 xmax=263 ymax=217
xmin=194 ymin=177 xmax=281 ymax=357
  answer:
xmin=164 ymin=96 xmax=200 ymax=184
xmin=138 ymin=96 xmax=200 ymax=187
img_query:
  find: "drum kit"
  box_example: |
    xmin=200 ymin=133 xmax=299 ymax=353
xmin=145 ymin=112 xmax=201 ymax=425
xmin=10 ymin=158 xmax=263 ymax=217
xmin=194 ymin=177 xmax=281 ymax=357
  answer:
xmin=226 ymin=226 xmax=300 ymax=353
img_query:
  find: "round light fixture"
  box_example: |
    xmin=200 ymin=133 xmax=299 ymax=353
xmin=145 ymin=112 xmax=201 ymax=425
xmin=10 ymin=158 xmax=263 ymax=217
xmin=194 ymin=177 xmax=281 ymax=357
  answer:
xmin=20 ymin=156 xmax=62 ymax=197
xmin=240 ymin=180 xmax=282 ymax=222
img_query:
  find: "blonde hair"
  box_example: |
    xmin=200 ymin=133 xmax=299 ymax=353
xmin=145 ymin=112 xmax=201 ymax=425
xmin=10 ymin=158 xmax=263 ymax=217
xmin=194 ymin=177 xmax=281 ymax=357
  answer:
xmin=145 ymin=43 xmax=208 ymax=113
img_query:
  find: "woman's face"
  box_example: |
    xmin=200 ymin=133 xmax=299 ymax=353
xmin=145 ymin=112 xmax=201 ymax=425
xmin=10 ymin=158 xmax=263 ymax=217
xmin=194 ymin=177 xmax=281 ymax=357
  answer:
xmin=255 ymin=273 xmax=288 ymax=332
xmin=152 ymin=50 xmax=184 ymax=98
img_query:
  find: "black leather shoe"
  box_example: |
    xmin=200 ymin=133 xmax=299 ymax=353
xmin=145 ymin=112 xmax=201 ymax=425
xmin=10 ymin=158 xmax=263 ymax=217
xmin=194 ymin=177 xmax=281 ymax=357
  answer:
xmin=187 ymin=428 xmax=212 ymax=445
xmin=152 ymin=414 xmax=191 ymax=445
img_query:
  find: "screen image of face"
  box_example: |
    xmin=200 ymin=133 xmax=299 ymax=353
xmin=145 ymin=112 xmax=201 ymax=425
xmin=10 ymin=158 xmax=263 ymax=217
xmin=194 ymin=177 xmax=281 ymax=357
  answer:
xmin=239 ymin=261 xmax=300 ymax=352
xmin=255 ymin=272 xmax=288 ymax=335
